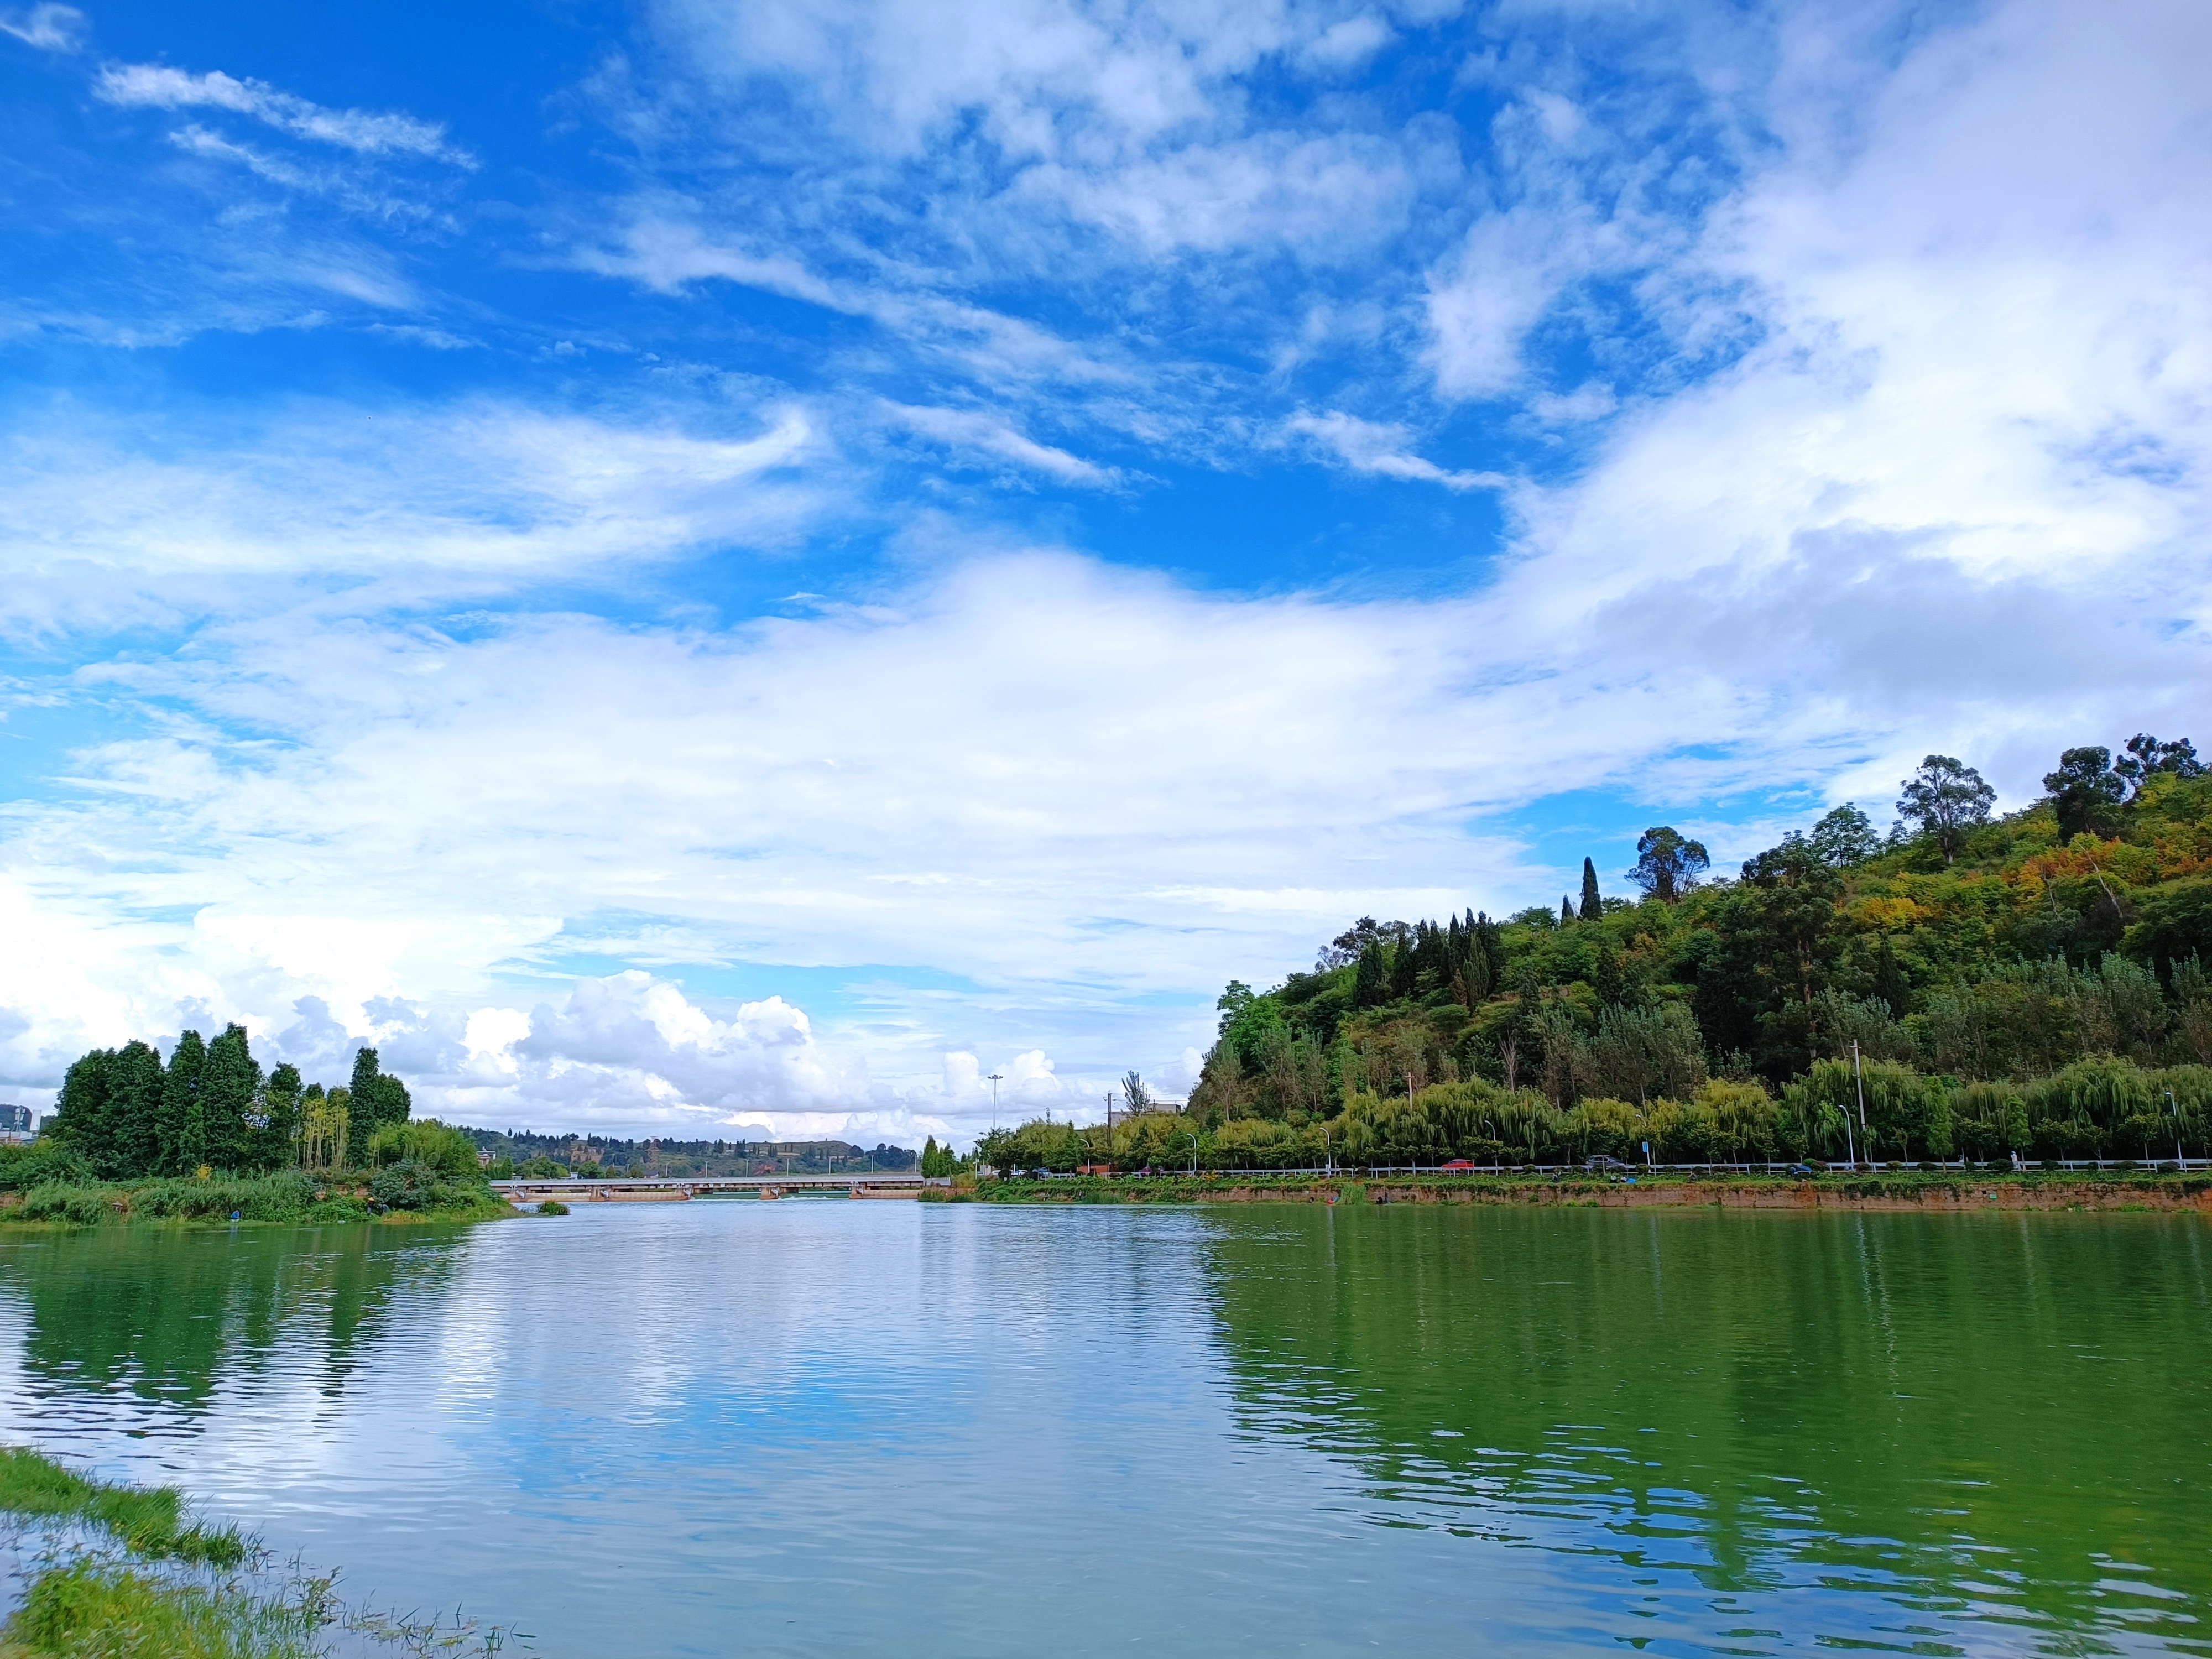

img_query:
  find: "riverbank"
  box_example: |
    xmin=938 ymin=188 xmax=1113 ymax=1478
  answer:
xmin=0 ymin=1171 xmax=515 ymax=1229
xmin=0 ymin=1446 xmax=509 ymax=1657
xmin=945 ymin=1171 xmax=2212 ymax=1212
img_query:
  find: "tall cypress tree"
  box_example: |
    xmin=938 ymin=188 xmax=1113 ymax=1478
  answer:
xmin=112 ymin=1040 xmax=165 ymax=1177
xmin=159 ymin=1030 xmax=208 ymax=1175
xmin=351 ymin=1046 xmax=413 ymax=1135
xmin=52 ymin=1050 xmax=116 ymax=1177
xmin=1474 ymin=912 xmax=1504 ymax=992
xmin=1580 ymin=857 xmax=1603 ymax=922
xmin=1353 ymin=940 xmax=1387 ymax=1008
xmin=1559 ymin=895 xmax=1574 ymax=926
xmin=349 ymin=1046 xmax=380 ymax=1113
xmin=200 ymin=1023 xmax=260 ymax=1172
xmin=262 ymin=1063 xmax=304 ymax=1171
xmin=369 ymin=1072 xmax=411 ymax=1131
xmin=1388 ymin=933 xmax=1418 ymax=1000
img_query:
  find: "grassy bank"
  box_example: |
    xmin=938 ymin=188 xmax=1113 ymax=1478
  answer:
xmin=0 ymin=1170 xmax=514 ymax=1230
xmin=942 ymin=1170 xmax=2212 ymax=1212
xmin=0 ymin=1446 xmax=508 ymax=1658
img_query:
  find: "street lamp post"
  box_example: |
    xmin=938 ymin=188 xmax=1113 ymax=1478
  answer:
xmin=987 ymin=1071 xmax=1003 ymax=1129
xmin=2168 ymin=1089 xmax=2187 ymax=1171
xmin=1319 ymin=1123 xmax=1332 ymax=1178
xmin=1848 ymin=1040 xmax=1865 ymax=1171
xmin=1183 ymin=1130 xmax=1198 ymax=1177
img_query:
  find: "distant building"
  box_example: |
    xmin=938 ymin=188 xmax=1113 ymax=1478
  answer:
xmin=0 ymin=1104 xmax=34 ymax=1144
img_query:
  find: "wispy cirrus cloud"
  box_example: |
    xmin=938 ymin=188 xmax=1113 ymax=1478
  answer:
xmin=1286 ymin=410 xmax=1504 ymax=492
xmin=0 ymin=2 xmax=84 ymax=51
xmin=95 ymin=62 xmax=475 ymax=165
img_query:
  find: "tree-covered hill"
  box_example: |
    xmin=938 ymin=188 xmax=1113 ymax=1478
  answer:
xmin=992 ymin=739 xmax=2212 ymax=1173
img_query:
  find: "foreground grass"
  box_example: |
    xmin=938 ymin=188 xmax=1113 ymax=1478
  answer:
xmin=0 ymin=1449 xmax=246 ymax=1567
xmin=3 ymin=1558 xmax=331 ymax=1659
xmin=0 ymin=1448 xmax=512 ymax=1658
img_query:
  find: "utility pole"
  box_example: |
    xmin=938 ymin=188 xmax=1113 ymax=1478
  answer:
xmin=1105 ymin=1089 xmax=1117 ymax=1167
xmin=1851 ymin=1040 xmax=1867 ymax=1170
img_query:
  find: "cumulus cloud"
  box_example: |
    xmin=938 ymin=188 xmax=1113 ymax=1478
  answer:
xmin=95 ymin=62 xmax=474 ymax=165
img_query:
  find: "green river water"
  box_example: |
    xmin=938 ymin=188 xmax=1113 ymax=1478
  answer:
xmin=0 ymin=1201 xmax=2204 ymax=1655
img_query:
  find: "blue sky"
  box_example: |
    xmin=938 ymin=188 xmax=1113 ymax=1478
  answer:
xmin=1 ymin=0 xmax=2205 ymax=1141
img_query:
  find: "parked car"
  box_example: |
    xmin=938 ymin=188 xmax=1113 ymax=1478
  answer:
xmin=1584 ymin=1156 xmax=1629 ymax=1172
xmin=1438 ymin=1159 xmax=1477 ymax=1171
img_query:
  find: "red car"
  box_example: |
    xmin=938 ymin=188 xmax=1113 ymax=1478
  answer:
xmin=1438 ymin=1159 xmax=1476 ymax=1171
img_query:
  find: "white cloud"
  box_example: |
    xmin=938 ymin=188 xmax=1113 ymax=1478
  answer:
xmin=1425 ymin=205 xmax=1619 ymax=400
xmin=0 ymin=400 xmax=827 ymax=630
xmin=880 ymin=401 xmax=1117 ymax=486
xmin=95 ymin=62 xmax=474 ymax=166
xmin=1302 ymin=14 xmax=1395 ymax=74
xmin=1286 ymin=409 xmax=1505 ymax=490
xmin=1529 ymin=382 xmax=1615 ymax=424
xmin=0 ymin=2 xmax=84 ymax=51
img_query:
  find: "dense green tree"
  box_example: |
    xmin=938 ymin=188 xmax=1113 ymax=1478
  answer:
xmin=1353 ymin=941 xmax=1387 ymax=1009
xmin=2116 ymin=733 xmax=2203 ymax=795
xmin=200 ymin=1023 xmax=261 ymax=1172
xmin=261 ymin=1063 xmax=304 ymax=1170
xmin=110 ymin=1041 xmax=164 ymax=1176
xmin=348 ymin=1047 xmax=412 ymax=1134
xmin=51 ymin=1050 xmax=116 ymax=1178
xmin=349 ymin=1047 xmax=389 ymax=1133
xmin=1628 ymin=827 xmax=1709 ymax=902
xmin=1809 ymin=804 xmax=1880 ymax=868
xmin=2043 ymin=746 xmax=2126 ymax=839
xmin=1559 ymin=895 xmax=1574 ymax=926
xmin=1579 ymin=858 xmax=1602 ymax=921
xmin=1215 ymin=980 xmax=1255 ymax=1033
xmin=1388 ymin=933 xmax=1418 ymax=998
xmin=158 ymin=1031 xmax=207 ymax=1175
xmin=1897 ymin=754 xmax=1995 ymax=862
xmin=2123 ymin=880 xmax=2212 ymax=977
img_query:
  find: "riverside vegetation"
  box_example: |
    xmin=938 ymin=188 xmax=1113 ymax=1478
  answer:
xmin=0 ymin=1445 xmax=510 ymax=1657
xmin=9 ymin=1035 xmax=509 ymax=1227
xmin=978 ymin=740 xmax=2212 ymax=1182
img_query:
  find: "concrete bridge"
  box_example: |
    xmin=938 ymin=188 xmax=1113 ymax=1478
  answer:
xmin=492 ymin=1174 xmax=950 ymax=1203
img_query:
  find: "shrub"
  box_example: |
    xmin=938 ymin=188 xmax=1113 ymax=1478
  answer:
xmin=361 ymin=1120 xmax=479 ymax=1178
xmin=128 ymin=1173 xmax=319 ymax=1223
xmin=536 ymin=1198 xmax=569 ymax=1216
xmin=0 ymin=1143 xmax=93 ymax=1193
xmin=18 ymin=1184 xmax=118 ymax=1226
xmin=367 ymin=1161 xmax=444 ymax=1211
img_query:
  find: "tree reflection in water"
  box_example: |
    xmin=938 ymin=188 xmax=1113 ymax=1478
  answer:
xmin=1202 ymin=1206 xmax=2212 ymax=1648
xmin=0 ymin=1224 xmax=471 ymax=1419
